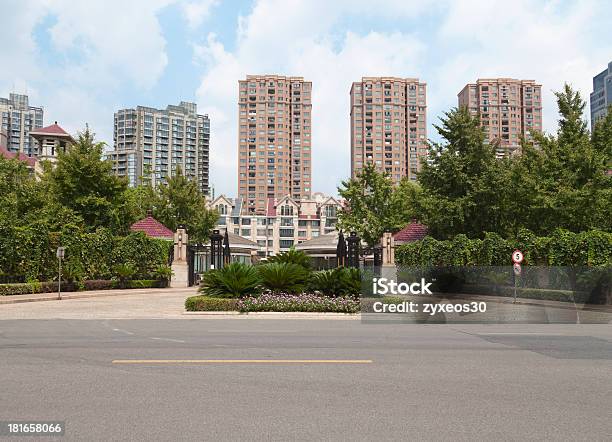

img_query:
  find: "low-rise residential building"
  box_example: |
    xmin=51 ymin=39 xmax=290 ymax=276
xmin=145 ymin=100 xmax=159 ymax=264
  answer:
xmin=208 ymin=192 xmax=342 ymax=256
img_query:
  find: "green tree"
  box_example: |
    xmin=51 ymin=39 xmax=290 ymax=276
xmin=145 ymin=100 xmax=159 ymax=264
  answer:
xmin=418 ymin=107 xmax=511 ymax=239
xmin=511 ymin=85 xmax=611 ymax=233
xmin=337 ymin=163 xmax=401 ymax=246
xmin=154 ymin=167 xmax=218 ymax=243
xmin=45 ymin=128 xmax=127 ymax=230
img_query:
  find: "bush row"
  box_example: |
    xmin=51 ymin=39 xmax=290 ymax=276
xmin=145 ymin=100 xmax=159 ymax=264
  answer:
xmin=185 ymin=296 xmax=238 ymax=312
xmin=0 ymin=225 xmax=172 ymax=282
xmin=0 ymin=279 xmax=163 ymax=296
xmin=185 ymin=293 xmax=360 ymax=313
xmin=199 ymin=262 xmax=361 ymax=298
xmin=395 ymin=229 xmax=612 ymax=267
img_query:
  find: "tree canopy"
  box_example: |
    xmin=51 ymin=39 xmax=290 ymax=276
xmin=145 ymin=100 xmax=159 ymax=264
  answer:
xmin=338 ymin=84 xmax=611 ymax=244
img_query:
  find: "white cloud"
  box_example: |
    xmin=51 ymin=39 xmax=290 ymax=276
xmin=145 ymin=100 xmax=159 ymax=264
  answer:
xmin=195 ymin=0 xmax=429 ymax=197
xmin=182 ymin=0 xmax=219 ymax=29
xmin=194 ymin=0 xmax=611 ymax=198
xmin=0 ymin=0 xmax=175 ymax=142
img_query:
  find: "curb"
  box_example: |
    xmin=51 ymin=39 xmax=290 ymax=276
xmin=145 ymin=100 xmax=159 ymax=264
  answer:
xmin=183 ymin=311 xmax=361 ymax=319
xmin=0 ymin=288 xmax=197 ymax=305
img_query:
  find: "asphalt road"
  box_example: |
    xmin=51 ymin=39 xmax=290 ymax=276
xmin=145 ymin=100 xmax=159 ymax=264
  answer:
xmin=1 ymin=318 xmax=611 ymax=441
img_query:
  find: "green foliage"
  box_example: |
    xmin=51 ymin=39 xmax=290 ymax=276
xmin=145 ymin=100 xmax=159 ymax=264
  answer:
xmin=337 ymin=163 xmax=403 ymax=247
xmin=237 ymin=293 xmax=360 ymax=313
xmin=153 ymin=265 xmax=173 ymax=281
xmin=0 ymin=279 xmax=161 ymax=296
xmin=396 ymin=230 xmax=612 ymax=267
xmin=199 ymin=262 xmax=262 ymax=298
xmin=338 ymin=85 xmax=611 ymax=244
xmin=308 ymin=267 xmax=362 ymax=297
xmin=257 ymin=262 xmax=310 ymax=294
xmin=46 ymin=128 xmax=127 ymax=230
xmin=114 ymin=263 xmax=136 ymax=281
xmin=153 ymin=167 xmax=218 ymax=243
xmin=185 ymin=296 xmax=239 ymax=312
xmin=266 ymin=248 xmax=311 ymax=270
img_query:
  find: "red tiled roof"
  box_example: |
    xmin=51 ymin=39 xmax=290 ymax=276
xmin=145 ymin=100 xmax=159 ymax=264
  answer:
xmin=393 ymin=221 xmax=428 ymax=244
xmin=30 ymin=123 xmax=71 ymax=137
xmin=0 ymin=145 xmax=38 ymax=167
xmin=130 ymin=216 xmax=173 ymax=239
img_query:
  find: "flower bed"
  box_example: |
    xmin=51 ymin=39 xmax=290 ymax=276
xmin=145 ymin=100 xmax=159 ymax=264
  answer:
xmin=237 ymin=293 xmax=360 ymax=313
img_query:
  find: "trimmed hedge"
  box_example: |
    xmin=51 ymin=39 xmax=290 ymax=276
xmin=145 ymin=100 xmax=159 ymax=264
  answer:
xmin=396 ymin=229 xmax=612 ymax=267
xmin=237 ymin=293 xmax=360 ymax=313
xmin=0 ymin=226 xmax=172 ymax=282
xmin=0 ymin=279 xmax=163 ymax=296
xmin=185 ymin=296 xmax=239 ymax=311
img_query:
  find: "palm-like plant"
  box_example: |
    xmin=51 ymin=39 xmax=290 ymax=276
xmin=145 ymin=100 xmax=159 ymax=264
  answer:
xmin=114 ymin=263 xmax=136 ymax=288
xmin=266 ymin=248 xmax=311 ymax=270
xmin=309 ymin=267 xmax=362 ymax=297
xmin=153 ymin=264 xmax=174 ymax=287
xmin=257 ymin=262 xmax=310 ymax=294
xmin=199 ymin=262 xmax=262 ymax=298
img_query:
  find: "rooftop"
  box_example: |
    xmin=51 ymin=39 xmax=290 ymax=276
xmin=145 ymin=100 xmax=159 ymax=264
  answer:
xmin=393 ymin=221 xmax=428 ymax=244
xmin=130 ymin=214 xmax=174 ymax=240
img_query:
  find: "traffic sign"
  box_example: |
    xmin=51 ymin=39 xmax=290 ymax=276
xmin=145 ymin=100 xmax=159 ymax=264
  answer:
xmin=512 ymin=250 xmax=523 ymax=264
xmin=56 ymin=247 xmax=65 ymax=260
xmin=513 ymin=263 xmax=522 ymax=276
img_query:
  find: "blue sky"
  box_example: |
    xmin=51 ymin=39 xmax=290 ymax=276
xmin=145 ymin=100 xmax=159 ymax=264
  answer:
xmin=1 ymin=0 xmax=611 ymax=197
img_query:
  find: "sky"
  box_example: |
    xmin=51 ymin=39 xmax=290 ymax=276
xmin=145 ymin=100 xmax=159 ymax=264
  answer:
xmin=1 ymin=0 xmax=611 ymax=197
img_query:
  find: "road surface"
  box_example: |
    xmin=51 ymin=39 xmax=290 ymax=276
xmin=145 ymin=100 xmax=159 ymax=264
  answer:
xmin=1 ymin=310 xmax=611 ymax=441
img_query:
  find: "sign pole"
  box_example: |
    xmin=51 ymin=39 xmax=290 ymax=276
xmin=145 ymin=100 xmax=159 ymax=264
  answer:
xmin=58 ymin=257 xmax=62 ymax=301
xmin=513 ymin=270 xmax=517 ymax=304
xmin=56 ymin=247 xmax=65 ymax=301
xmin=511 ymin=250 xmax=524 ymax=305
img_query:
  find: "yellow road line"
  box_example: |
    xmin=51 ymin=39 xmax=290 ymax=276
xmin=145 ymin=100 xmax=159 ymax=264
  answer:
xmin=112 ymin=359 xmax=373 ymax=364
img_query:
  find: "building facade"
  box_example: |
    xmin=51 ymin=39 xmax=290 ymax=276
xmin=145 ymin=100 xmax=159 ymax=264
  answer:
xmin=590 ymin=61 xmax=612 ymax=131
xmin=0 ymin=93 xmax=44 ymax=156
xmin=107 ymin=101 xmax=210 ymax=194
xmin=30 ymin=122 xmax=74 ymax=163
xmin=458 ymin=79 xmax=542 ymax=157
xmin=208 ymin=193 xmax=341 ymax=256
xmin=238 ymin=75 xmax=312 ymax=214
xmin=350 ymin=77 xmax=427 ymax=184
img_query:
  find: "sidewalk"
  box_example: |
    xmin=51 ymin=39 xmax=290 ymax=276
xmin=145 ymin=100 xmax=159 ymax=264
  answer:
xmin=0 ymin=287 xmax=196 ymax=305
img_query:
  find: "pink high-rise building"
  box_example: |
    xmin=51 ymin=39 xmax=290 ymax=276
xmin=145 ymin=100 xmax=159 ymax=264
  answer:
xmin=238 ymin=75 xmax=312 ymax=215
xmin=458 ymin=79 xmax=542 ymax=156
xmin=350 ymin=77 xmax=427 ymax=183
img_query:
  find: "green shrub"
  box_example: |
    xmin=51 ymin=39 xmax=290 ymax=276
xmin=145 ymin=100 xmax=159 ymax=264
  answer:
xmin=124 ymin=279 xmax=160 ymax=289
xmin=153 ymin=265 xmax=173 ymax=285
xmin=237 ymin=293 xmax=360 ymax=313
xmin=257 ymin=262 xmax=310 ymax=294
xmin=266 ymin=248 xmax=311 ymax=269
xmin=308 ymin=267 xmax=361 ymax=297
xmin=185 ymin=296 xmax=238 ymax=311
xmin=396 ymin=230 xmax=612 ymax=267
xmin=114 ymin=263 xmax=136 ymax=288
xmin=199 ymin=262 xmax=262 ymax=298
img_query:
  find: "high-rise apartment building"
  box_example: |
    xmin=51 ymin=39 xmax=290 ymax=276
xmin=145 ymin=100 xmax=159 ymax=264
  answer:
xmin=0 ymin=93 xmax=44 ymax=156
xmin=238 ymin=75 xmax=312 ymax=215
xmin=458 ymin=79 xmax=542 ymax=156
xmin=350 ymin=77 xmax=427 ymax=183
xmin=590 ymin=61 xmax=612 ymax=131
xmin=107 ymin=101 xmax=210 ymax=194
